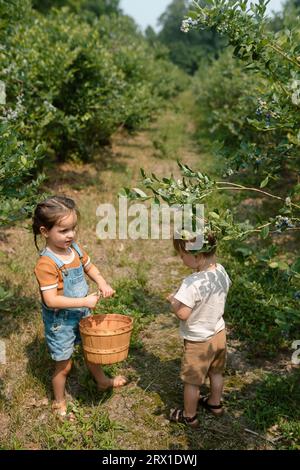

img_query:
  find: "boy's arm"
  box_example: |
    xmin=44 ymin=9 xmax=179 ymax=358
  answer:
xmin=167 ymin=294 xmax=192 ymax=321
xmin=85 ymin=265 xmax=115 ymax=298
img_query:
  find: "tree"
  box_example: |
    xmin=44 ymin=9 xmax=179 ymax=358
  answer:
xmin=31 ymin=0 xmax=120 ymax=16
xmin=269 ymin=0 xmax=300 ymax=31
xmin=158 ymin=0 xmax=224 ymax=74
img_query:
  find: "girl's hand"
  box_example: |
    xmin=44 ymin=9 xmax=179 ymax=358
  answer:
xmin=100 ymin=284 xmax=115 ymax=298
xmin=85 ymin=292 xmax=100 ymax=309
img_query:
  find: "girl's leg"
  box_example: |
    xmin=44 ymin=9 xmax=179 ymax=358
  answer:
xmin=183 ymin=383 xmax=200 ymax=418
xmin=52 ymin=359 xmax=72 ymax=404
xmin=86 ymin=361 xmax=127 ymax=390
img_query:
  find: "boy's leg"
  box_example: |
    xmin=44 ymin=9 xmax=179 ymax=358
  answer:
xmin=184 ymin=383 xmax=200 ymax=418
xmin=52 ymin=359 xmax=72 ymax=403
xmin=86 ymin=361 xmax=127 ymax=390
xmin=208 ymin=371 xmax=224 ymax=406
xmin=206 ymin=329 xmax=226 ymax=410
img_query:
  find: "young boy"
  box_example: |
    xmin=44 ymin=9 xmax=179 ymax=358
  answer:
xmin=167 ymin=234 xmax=231 ymax=428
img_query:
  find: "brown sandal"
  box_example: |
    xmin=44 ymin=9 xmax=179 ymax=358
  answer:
xmin=169 ymin=408 xmax=199 ymax=428
xmin=199 ymin=396 xmax=224 ymax=416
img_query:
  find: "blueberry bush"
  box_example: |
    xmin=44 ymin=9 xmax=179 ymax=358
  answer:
xmin=0 ymin=1 xmax=186 ymax=225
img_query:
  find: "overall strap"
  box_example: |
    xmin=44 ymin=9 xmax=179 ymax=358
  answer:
xmin=39 ymin=247 xmax=65 ymax=269
xmin=71 ymin=242 xmax=85 ymax=267
xmin=39 ymin=243 xmax=85 ymax=271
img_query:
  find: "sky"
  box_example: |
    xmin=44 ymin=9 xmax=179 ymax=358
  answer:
xmin=120 ymin=0 xmax=285 ymax=32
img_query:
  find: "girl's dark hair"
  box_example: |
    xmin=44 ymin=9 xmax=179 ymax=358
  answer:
xmin=173 ymin=232 xmax=217 ymax=257
xmin=32 ymin=196 xmax=79 ymax=251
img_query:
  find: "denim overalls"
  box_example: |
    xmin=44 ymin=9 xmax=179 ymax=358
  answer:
xmin=40 ymin=242 xmax=91 ymax=361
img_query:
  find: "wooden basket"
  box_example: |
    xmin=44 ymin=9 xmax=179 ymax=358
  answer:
xmin=79 ymin=314 xmax=133 ymax=365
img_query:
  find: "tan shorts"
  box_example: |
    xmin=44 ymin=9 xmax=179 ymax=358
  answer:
xmin=180 ymin=329 xmax=227 ymax=386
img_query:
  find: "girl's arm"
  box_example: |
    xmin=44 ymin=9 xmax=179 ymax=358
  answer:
xmin=42 ymin=288 xmax=99 ymax=309
xmin=85 ymin=265 xmax=115 ymax=298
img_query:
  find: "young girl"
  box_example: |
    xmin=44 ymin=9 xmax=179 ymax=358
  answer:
xmin=33 ymin=196 xmax=127 ymax=417
xmin=167 ymin=234 xmax=231 ymax=428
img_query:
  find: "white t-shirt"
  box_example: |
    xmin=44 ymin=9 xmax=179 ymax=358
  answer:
xmin=174 ymin=263 xmax=231 ymax=342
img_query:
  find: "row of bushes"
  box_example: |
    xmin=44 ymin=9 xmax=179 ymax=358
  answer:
xmin=0 ymin=1 xmax=188 ymax=224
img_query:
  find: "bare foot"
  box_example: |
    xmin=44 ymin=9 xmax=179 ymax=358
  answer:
xmin=97 ymin=375 xmax=127 ymax=391
xmin=52 ymin=400 xmax=67 ymax=418
xmin=51 ymin=400 xmax=76 ymax=421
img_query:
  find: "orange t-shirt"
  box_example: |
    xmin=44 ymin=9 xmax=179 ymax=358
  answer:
xmin=34 ymin=243 xmax=94 ymax=296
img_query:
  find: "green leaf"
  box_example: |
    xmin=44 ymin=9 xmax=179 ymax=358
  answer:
xmin=209 ymin=211 xmax=220 ymax=220
xmin=260 ymin=176 xmax=269 ymax=188
xmin=291 ymin=258 xmax=300 ymax=273
xmin=187 ymin=11 xmax=199 ymax=20
xmin=278 ymin=261 xmax=289 ymax=271
xmin=132 ymin=188 xmax=148 ymax=198
xmin=260 ymin=226 xmax=269 ymax=239
xmin=20 ymin=155 xmax=27 ymax=166
xmin=293 ymin=184 xmax=300 ymax=194
xmin=151 ymin=173 xmax=160 ymax=182
xmin=118 ymin=188 xmax=130 ymax=197
xmin=234 ymin=246 xmax=253 ymax=257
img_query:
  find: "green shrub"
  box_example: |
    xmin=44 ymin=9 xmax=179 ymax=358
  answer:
xmin=0 ymin=117 xmax=45 ymax=225
xmin=190 ymin=0 xmax=300 ymax=181
xmin=1 ymin=8 xmax=187 ymax=164
xmin=0 ymin=2 xmax=187 ymax=223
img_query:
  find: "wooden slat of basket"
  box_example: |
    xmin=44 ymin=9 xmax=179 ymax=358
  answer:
xmin=83 ymin=344 xmax=129 ymax=354
xmin=80 ymin=327 xmax=133 ymax=336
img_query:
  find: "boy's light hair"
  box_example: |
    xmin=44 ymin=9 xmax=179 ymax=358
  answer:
xmin=173 ymin=232 xmax=217 ymax=257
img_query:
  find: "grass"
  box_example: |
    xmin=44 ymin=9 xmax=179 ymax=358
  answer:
xmin=229 ymin=370 xmax=300 ymax=450
xmin=151 ymin=106 xmax=190 ymax=160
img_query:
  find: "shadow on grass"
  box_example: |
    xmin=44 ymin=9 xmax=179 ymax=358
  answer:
xmin=0 ymin=281 xmax=40 ymax=338
xmin=93 ymin=147 xmax=132 ymax=174
xmin=44 ymin=146 xmax=132 ymax=193
xmin=25 ymin=335 xmax=117 ymax=407
xmin=228 ymin=369 xmax=300 ymax=449
xmin=130 ymin=347 xmax=182 ymax=407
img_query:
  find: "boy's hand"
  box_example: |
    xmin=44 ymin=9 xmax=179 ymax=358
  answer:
xmin=166 ymin=293 xmax=175 ymax=303
xmin=99 ymin=283 xmax=115 ymax=298
xmin=85 ymin=292 xmax=100 ymax=309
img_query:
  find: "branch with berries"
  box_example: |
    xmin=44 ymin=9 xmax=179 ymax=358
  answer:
xmin=121 ymin=161 xmax=300 ymax=244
